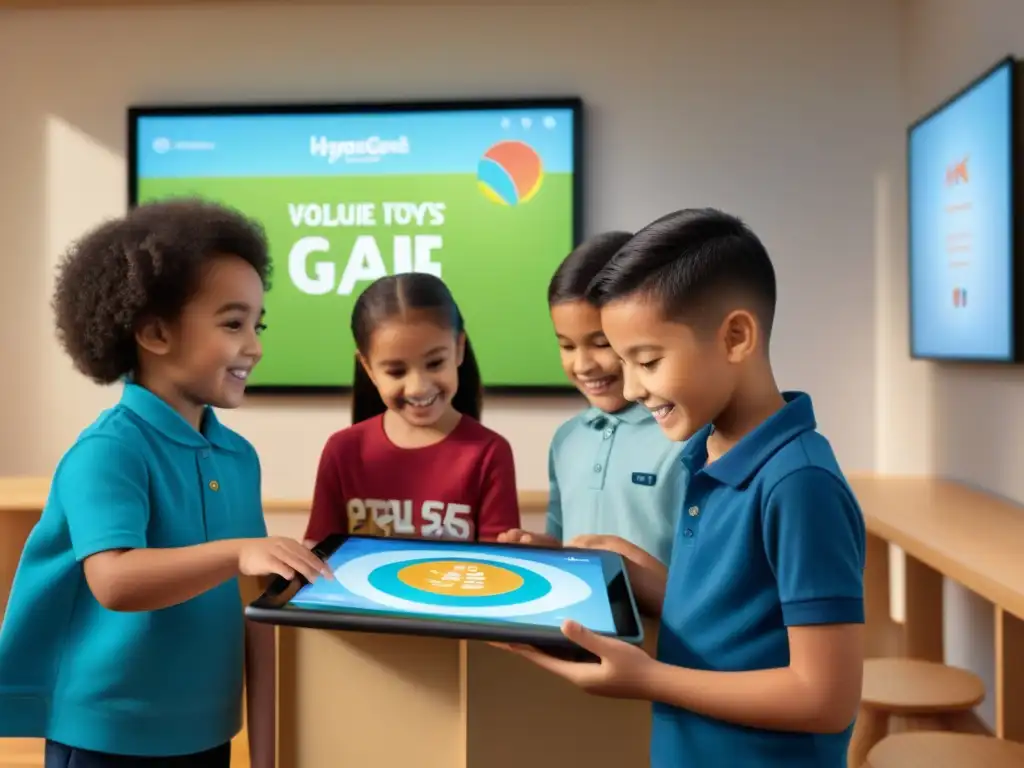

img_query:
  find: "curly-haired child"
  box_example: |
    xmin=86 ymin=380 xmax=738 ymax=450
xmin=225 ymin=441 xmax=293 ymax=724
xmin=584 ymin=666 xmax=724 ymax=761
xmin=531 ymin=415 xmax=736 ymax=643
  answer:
xmin=0 ymin=198 xmax=331 ymax=768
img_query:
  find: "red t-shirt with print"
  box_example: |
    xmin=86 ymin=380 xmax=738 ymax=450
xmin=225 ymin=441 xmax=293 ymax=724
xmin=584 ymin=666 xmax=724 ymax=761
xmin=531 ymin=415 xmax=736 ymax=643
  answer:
xmin=305 ymin=414 xmax=521 ymax=543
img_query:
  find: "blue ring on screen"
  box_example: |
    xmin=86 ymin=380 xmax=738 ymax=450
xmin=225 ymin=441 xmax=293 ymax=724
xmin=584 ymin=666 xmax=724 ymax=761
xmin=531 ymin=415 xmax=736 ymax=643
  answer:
xmin=367 ymin=557 xmax=552 ymax=607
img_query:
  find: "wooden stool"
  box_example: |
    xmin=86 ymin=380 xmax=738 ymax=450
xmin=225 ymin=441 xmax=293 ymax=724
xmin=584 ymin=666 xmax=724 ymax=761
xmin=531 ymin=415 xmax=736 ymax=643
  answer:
xmin=847 ymin=658 xmax=986 ymax=767
xmin=865 ymin=732 xmax=1024 ymax=767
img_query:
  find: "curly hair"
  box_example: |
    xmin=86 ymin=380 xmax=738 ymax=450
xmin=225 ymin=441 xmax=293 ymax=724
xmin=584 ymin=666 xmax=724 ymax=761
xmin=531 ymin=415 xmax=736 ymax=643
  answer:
xmin=52 ymin=198 xmax=272 ymax=384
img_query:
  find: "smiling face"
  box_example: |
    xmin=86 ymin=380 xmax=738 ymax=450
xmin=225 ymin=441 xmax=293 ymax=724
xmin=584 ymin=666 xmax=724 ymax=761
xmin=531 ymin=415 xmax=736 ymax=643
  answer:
xmin=549 ymin=299 xmax=628 ymax=412
xmin=137 ymin=253 xmax=266 ymax=424
xmin=598 ymin=295 xmax=743 ymax=442
xmin=359 ymin=311 xmax=465 ymax=429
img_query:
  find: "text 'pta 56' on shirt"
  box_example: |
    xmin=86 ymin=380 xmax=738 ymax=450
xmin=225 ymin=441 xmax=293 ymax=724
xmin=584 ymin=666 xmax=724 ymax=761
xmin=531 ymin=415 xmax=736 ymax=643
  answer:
xmin=304 ymin=414 xmax=521 ymax=543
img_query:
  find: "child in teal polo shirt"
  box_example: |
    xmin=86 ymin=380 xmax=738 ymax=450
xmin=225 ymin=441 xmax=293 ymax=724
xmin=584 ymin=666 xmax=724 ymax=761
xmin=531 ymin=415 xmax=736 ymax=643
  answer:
xmin=503 ymin=209 xmax=866 ymax=767
xmin=500 ymin=232 xmax=685 ymax=565
xmin=0 ymin=199 xmax=331 ymax=768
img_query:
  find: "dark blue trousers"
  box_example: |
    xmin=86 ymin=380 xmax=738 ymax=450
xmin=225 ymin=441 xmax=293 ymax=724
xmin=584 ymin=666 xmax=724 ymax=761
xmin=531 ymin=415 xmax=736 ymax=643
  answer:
xmin=44 ymin=740 xmax=230 ymax=768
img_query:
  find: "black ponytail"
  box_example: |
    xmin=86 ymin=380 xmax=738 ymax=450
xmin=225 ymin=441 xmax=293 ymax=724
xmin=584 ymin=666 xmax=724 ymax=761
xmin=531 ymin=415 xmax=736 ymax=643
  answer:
xmin=350 ymin=273 xmax=483 ymax=425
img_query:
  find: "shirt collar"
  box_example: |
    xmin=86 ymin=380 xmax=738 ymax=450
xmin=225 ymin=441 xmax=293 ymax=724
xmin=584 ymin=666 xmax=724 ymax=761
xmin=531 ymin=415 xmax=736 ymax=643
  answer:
xmin=120 ymin=380 xmax=239 ymax=452
xmin=582 ymin=402 xmax=653 ymax=428
xmin=680 ymin=391 xmax=816 ymax=488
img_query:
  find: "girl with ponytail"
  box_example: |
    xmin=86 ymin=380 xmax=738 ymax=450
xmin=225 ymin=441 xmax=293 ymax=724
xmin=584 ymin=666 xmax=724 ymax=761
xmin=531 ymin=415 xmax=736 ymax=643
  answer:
xmin=304 ymin=273 xmax=520 ymax=545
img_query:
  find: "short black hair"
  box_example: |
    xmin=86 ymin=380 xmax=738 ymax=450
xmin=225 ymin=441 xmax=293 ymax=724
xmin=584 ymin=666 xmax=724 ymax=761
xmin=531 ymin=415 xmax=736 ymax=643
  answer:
xmin=586 ymin=208 xmax=776 ymax=338
xmin=52 ymin=197 xmax=271 ymax=384
xmin=547 ymin=231 xmax=634 ymax=305
xmin=350 ymin=272 xmax=483 ymax=424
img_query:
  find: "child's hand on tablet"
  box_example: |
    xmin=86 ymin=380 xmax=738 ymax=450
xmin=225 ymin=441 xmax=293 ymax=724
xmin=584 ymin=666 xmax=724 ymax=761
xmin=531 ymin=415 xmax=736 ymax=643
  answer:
xmin=568 ymin=534 xmax=664 ymax=571
xmin=497 ymin=529 xmax=561 ymax=548
xmin=499 ymin=619 xmax=655 ymax=699
xmin=237 ymin=537 xmax=333 ymax=583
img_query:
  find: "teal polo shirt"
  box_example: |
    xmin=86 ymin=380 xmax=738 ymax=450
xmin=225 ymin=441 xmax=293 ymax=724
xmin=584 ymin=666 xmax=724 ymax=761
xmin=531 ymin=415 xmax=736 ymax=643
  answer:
xmin=652 ymin=392 xmax=865 ymax=767
xmin=547 ymin=403 xmax=685 ymax=564
xmin=0 ymin=382 xmax=266 ymax=757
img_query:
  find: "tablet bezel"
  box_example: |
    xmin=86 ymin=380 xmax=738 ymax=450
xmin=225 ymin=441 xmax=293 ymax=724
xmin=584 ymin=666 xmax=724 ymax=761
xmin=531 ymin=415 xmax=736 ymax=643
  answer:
xmin=244 ymin=534 xmax=645 ymax=656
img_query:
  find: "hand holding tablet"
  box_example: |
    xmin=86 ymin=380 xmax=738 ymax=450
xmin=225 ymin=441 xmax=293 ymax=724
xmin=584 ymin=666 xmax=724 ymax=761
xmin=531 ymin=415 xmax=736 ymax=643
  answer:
xmin=245 ymin=534 xmax=645 ymax=661
xmin=496 ymin=529 xmax=562 ymax=548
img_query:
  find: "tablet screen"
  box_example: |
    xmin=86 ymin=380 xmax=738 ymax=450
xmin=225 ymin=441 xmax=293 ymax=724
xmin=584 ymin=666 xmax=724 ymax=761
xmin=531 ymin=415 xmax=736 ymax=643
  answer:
xmin=286 ymin=536 xmax=619 ymax=634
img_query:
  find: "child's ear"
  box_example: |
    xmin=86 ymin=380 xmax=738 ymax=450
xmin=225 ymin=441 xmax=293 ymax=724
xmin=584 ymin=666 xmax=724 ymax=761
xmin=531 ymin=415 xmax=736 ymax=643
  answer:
xmin=720 ymin=309 xmax=758 ymax=363
xmin=455 ymin=332 xmax=466 ymax=367
xmin=135 ymin=317 xmax=172 ymax=356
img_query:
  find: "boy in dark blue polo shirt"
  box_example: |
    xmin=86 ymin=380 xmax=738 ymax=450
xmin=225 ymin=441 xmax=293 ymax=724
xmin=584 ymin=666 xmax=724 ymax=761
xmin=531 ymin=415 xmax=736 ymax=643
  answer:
xmin=506 ymin=208 xmax=866 ymax=767
xmin=0 ymin=200 xmax=331 ymax=767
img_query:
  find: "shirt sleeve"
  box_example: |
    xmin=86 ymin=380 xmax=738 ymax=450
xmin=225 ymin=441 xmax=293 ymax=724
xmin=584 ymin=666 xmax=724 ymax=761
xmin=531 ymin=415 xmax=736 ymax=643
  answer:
xmin=545 ymin=441 xmax=563 ymax=541
xmin=304 ymin=435 xmax=349 ymax=543
xmin=762 ymin=467 xmax=866 ymax=627
xmin=476 ymin=437 xmax=521 ymax=541
xmin=56 ymin=436 xmax=150 ymax=561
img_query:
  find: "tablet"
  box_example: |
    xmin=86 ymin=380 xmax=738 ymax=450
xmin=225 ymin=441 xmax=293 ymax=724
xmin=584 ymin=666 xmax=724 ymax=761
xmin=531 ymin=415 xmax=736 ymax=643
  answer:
xmin=245 ymin=534 xmax=644 ymax=661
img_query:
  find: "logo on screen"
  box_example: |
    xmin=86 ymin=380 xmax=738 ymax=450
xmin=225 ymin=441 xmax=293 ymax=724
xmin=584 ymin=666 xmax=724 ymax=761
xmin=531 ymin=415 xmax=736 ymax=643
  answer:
xmin=477 ymin=140 xmax=544 ymax=206
xmin=396 ymin=560 xmax=523 ymax=597
xmin=945 ymin=155 xmax=970 ymax=186
xmin=953 ymin=287 xmax=968 ymax=308
xmin=310 ymin=135 xmax=411 ymax=165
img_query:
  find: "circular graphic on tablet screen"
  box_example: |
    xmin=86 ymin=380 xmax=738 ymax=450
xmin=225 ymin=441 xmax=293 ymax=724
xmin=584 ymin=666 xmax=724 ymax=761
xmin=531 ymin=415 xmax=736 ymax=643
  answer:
xmin=332 ymin=549 xmax=592 ymax=618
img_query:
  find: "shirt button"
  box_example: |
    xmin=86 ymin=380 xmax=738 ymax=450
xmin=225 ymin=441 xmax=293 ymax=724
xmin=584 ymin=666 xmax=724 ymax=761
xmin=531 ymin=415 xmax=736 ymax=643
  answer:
xmin=603 ymin=428 xmax=614 ymax=439
xmin=200 ymin=449 xmax=210 ymax=459
xmin=688 ymin=506 xmax=700 ymax=517
xmin=209 ymin=480 xmax=220 ymax=492
xmin=593 ymin=463 xmax=602 ymax=472
xmin=683 ymin=528 xmax=694 ymax=538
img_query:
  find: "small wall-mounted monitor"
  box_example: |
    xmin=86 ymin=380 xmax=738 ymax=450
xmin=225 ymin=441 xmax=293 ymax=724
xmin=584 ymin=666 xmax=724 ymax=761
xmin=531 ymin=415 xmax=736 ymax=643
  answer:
xmin=128 ymin=98 xmax=583 ymax=392
xmin=908 ymin=56 xmax=1023 ymax=363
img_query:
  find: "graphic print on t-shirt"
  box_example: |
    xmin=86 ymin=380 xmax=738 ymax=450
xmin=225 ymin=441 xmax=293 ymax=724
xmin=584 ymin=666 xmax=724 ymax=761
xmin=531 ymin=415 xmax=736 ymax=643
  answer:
xmin=346 ymin=497 xmax=475 ymax=540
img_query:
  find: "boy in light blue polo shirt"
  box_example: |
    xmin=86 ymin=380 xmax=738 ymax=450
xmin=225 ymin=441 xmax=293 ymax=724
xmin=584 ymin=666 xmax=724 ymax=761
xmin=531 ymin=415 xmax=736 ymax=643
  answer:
xmin=504 ymin=209 xmax=866 ymax=767
xmin=0 ymin=200 xmax=330 ymax=767
xmin=500 ymin=232 xmax=685 ymax=566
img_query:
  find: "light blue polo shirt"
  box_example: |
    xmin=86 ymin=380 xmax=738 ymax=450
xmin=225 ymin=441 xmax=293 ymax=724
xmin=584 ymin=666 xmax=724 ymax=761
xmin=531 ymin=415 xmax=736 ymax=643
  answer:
xmin=0 ymin=382 xmax=266 ymax=757
xmin=651 ymin=391 xmax=866 ymax=767
xmin=547 ymin=403 xmax=685 ymax=564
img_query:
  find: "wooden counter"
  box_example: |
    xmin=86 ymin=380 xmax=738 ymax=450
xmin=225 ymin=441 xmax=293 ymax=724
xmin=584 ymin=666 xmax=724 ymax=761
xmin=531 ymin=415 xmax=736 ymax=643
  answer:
xmin=852 ymin=476 xmax=1024 ymax=742
xmin=0 ymin=477 xmax=49 ymax=618
xmin=6 ymin=474 xmax=1024 ymax=764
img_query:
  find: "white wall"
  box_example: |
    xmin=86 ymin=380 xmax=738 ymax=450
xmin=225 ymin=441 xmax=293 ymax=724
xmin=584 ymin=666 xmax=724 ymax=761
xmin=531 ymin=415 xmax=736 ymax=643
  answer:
xmin=891 ymin=0 xmax=1024 ymax=731
xmin=0 ymin=0 xmax=900 ymax=500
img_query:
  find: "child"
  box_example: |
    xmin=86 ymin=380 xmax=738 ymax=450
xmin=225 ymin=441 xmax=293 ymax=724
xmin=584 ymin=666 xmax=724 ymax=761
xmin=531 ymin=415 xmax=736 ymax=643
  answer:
xmin=503 ymin=208 xmax=866 ymax=767
xmin=499 ymin=232 xmax=685 ymax=565
xmin=303 ymin=272 xmax=520 ymax=545
xmin=0 ymin=199 xmax=331 ymax=768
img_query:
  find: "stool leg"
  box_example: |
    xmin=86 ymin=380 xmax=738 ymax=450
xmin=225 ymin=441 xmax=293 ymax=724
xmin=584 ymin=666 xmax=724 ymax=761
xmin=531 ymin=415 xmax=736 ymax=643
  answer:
xmin=848 ymin=706 xmax=888 ymax=768
xmin=889 ymin=713 xmax=949 ymax=734
xmin=941 ymin=710 xmax=988 ymax=734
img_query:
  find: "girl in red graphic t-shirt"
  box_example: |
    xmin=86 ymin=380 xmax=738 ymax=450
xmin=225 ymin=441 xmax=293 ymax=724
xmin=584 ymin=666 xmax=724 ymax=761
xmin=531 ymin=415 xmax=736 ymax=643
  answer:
xmin=303 ymin=273 xmax=521 ymax=547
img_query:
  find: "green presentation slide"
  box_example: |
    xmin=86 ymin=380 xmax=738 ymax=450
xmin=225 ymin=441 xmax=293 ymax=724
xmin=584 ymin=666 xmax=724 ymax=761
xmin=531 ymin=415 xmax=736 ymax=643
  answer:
xmin=132 ymin=106 xmax=580 ymax=390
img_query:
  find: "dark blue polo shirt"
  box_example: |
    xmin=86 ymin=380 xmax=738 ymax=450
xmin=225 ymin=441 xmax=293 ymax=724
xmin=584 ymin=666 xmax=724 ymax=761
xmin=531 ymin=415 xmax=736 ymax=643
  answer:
xmin=651 ymin=391 xmax=865 ymax=767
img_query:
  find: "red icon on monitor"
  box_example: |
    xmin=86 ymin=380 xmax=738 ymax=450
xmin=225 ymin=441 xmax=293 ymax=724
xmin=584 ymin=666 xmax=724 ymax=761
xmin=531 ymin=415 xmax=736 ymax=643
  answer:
xmin=953 ymin=287 xmax=968 ymax=308
xmin=945 ymin=156 xmax=969 ymax=186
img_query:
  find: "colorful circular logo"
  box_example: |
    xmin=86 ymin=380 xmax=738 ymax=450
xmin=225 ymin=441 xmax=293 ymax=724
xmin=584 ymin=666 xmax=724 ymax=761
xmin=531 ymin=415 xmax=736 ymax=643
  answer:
xmin=396 ymin=559 xmax=523 ymax=597
xmin=367 ymin=556 xmax=551 ymax=607
xmin=477 ymin=140 xmax=544 ymax=206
